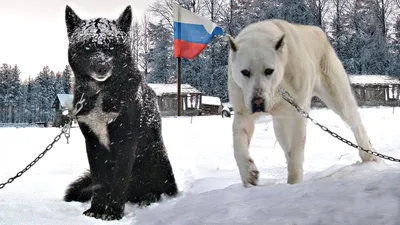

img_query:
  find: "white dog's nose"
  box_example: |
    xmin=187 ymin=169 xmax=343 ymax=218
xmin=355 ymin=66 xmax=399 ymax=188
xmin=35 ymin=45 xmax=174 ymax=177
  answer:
xmin=251 ymin=97 xmax=265 ymax=113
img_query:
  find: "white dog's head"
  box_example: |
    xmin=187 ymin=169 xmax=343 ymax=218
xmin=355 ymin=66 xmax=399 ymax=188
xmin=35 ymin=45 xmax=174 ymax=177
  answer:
xmin=227 ymin=25 xmax=287 ymax=114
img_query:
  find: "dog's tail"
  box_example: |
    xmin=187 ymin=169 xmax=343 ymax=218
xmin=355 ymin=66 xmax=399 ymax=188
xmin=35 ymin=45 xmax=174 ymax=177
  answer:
xmin=63 ymin=170 xmax=93 ymax=202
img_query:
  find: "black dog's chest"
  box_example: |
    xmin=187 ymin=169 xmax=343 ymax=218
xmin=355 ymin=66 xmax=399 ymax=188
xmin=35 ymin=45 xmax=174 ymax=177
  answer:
xmin=77 ymin=93 xmax=119 ymax=150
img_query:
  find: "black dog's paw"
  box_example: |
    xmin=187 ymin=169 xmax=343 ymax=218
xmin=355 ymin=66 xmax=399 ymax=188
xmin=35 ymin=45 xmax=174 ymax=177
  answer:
xmin=83 ymin=207 xmax=105 ymax=219
xmin=83 ymin=208 xmax=123 ymax=221
xmin=83 ymin=206 xmax=119 ymax=220
xmin=101 ymin=212 xmax=123 ymax=221
xmin=137 ymin=193 xmax=161 ymax=208
xmin=101 ymin=204 xmax=124 ymax=221
xmin=83 ymin=203 xmax=124 ymax=220
xmin=138 ymin=200 xmax=152 ymax=208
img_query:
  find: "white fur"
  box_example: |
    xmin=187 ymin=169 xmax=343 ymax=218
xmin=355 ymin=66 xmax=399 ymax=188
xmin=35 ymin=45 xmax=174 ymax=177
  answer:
xmin=90 ymin=71 xmax=112 ymax=82
xmin=228 ymin=19 xmax=378 ymax=187
xmin=77 ymin=92 xmax=119 ymax=151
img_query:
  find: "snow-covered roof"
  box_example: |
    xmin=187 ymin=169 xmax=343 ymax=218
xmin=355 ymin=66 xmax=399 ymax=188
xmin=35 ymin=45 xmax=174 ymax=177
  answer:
xmin=202 ymin=96 xmax=221 ymax=106
xmin=349 ymin=75 xmax=400 ymax=85
xmin=148 ymin=83 xmax=202 ymax=96
xmin=222 ymin=102 xmax=233 ymax=108
xmin=56 ymin=94 xmax=74 ymax=109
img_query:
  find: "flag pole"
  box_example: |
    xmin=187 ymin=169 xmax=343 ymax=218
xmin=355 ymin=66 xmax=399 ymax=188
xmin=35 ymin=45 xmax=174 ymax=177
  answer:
xmin=177 ymin=57 xmax=182 ymax=116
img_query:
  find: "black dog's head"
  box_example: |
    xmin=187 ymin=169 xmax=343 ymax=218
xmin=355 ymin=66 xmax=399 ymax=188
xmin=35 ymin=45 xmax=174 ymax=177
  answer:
xmin=65 ymin=5 xmax=132 ymax=82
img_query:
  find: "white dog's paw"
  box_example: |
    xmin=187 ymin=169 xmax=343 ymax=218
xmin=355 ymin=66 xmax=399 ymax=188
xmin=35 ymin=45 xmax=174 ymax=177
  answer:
xmin=359 ymin=150 xmax=379 ymax=163
xmin=238 ymin=158 xmax=259 ymax=187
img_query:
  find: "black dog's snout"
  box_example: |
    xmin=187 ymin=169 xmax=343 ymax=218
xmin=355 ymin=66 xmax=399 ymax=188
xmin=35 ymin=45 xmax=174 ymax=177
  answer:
xmin=251 ymin=97 xmax=265 ymax=113
xmin=95 ymin=63 xmax=112 ymax=75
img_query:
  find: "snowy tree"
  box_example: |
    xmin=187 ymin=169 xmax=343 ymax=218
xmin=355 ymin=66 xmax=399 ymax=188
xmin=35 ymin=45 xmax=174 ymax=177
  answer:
xmin=330 ymin=0 xmax=351 ymax=59
xmin=277 ymin=0 xmax=316 ymax=25
xmin=61 ymin=65 xmax=73 ymax=94
xmin=139 ymin=13 xmax=153 ymax=79
xmin=148 ymin=0 xmax=176 ymax=29
xmin=0 ymin=64 xmax=22 ymax=123
xmin=369 ymin=0 xmax=396 ymax=37
xmin=54 ymin=72 xmax=64 ymax=95
xmin=24 ymin=77 xmax=36 ymax=123
xmin=390 ymin=9 xmax=400 ymax=76
xmin=305 ymin=0 xmax=329 ymax=29
xmin=395 ymin=15 xmax=400 ymax=41
xmin=130 ymin=20 xmax=141 ymax=68
xmin=33 ymin=66 xmax=57 ymax=122
xmin=145 ymin=20 xmax=175 ymax=83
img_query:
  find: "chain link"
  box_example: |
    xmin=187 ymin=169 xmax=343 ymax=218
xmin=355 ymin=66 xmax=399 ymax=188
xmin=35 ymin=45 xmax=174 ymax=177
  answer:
xmin=278 ymin=87 xmax=400 ymax=163
xmin=0 ymin=94 xmax=85 ymax=190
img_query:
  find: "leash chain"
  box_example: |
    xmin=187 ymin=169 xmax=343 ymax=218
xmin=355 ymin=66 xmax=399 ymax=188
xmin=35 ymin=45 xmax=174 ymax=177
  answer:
xmin=0 ymin=94 xmax=86 ymax=189
xmin=277 ymin=87 xmax=400 ymax=163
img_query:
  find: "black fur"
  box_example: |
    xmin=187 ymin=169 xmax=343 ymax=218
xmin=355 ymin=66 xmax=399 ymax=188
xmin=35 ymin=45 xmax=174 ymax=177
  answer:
xmin=64 ymin=5 xmax=178 ymax=221
xmin=64 ymin=170 xmax=92 ymax=202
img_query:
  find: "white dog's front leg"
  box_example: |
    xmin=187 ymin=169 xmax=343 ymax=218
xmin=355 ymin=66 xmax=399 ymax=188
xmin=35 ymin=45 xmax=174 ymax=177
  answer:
xmin=232 ymin=113 xmax=259 ymax=187
xmin=273 ymin=112 xmax=307 ymax=184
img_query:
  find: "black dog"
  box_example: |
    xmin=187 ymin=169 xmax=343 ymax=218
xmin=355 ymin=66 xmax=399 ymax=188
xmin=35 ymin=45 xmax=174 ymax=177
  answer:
xmin=63 ymin=5 xmax=178 ymax=221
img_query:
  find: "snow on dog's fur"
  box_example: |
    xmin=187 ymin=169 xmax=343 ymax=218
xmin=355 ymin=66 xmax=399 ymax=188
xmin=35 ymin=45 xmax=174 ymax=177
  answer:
xmin=63 ymin=5 xmax=178 ymax=221
xmin=227 ymin=19 xmax=378 ymax=187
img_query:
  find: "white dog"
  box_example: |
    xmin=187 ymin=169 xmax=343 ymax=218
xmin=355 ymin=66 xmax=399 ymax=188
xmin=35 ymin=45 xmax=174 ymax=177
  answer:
xmin=227 ymin=19 xmax=377 ymax=187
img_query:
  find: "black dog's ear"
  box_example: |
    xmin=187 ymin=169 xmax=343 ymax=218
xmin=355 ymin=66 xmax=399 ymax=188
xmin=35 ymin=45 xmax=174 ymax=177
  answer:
xmin=65 ymin=5 xmax=82 ymax=37
xmin=116 ymin=5 xmax=132 ymax=33
xmin=275 ymin=34 xmax=285 ymax=51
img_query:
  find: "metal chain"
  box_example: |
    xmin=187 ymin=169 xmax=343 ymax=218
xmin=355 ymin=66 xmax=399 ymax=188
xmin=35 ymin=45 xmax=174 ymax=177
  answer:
xmin=0 ymin=94 xmax=86 ymax=190
xmin=278 ymin=87 xmax=400 ymax=163
xmin=0 ymin=121 xmax=71 ymax=189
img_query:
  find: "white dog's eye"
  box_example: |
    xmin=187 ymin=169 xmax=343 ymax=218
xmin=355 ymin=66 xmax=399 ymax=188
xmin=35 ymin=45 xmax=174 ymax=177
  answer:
xmin=241 ymin=69 xmax=251 ymax=77
xmin=264 ymin=68 xmax=274 ymax=76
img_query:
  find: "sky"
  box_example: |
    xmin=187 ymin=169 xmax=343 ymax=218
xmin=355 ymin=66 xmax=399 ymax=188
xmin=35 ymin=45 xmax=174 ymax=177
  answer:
xmin=0 ymin=0 xmax=157 ymax=81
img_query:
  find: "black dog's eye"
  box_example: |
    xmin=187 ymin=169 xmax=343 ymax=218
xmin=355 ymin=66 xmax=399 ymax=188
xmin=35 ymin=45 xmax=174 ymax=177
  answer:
xmin=85 ymin=46 xmax=91 ymax=51
xmin=241 ymin=69 xmax=251 ymax=77
xmin=110 ymin=46 xmax=114 ymax=50
xmin=264 ymin=68 xmax=274 ymax=76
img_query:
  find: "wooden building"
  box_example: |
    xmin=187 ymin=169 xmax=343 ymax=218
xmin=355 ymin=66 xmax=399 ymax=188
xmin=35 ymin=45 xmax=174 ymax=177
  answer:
xmin=312 ymin=75 xmax=400 ymax=108
xmin=148 ymin=83 xmax=203 ymax=116
xmin=52 ymin=94 xmax=74 ymax=127
xmin=200 ymin=96 xmax=222 ymax=115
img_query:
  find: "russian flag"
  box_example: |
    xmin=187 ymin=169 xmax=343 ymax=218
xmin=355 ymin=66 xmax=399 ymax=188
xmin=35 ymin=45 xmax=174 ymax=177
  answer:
xmin=173 ymin=4 xmax=224 ymax=60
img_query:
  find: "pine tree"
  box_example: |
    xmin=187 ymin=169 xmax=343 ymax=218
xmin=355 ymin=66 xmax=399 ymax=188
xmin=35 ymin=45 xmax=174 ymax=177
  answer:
xmin=61 ymin=65 xmax=73 ymax=93
xmin=391 ymin=15 xmax=400 ymax=76
xmin=145 ymin=20 xmax=175 ymax=83
xmin=278 ymin=0 xmax=316 ymax=25
xmin=54 ymin=72 xmax=65 ymax=94
xmin=25 ymin=76 xmax=35 ymax=123
xmin=34 ymin=66 xmax=56 ymax=122
xmin=0 ymin=64 xmax=22 ymax=122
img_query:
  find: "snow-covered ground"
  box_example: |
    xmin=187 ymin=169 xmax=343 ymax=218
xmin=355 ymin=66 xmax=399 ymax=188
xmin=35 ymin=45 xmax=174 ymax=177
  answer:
xmin=1 ymin=107 xmax=400 ymax=225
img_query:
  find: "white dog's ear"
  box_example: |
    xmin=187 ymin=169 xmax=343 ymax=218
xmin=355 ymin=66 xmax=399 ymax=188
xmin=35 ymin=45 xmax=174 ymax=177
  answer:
xmin=226 ymin=34 xmax=238 ymax=52
xmin=275 ymin=34 xmax=285 ymax=51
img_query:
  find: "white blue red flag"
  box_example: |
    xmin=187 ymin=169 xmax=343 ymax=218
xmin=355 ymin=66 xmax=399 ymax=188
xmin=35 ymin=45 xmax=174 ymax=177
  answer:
xmin=173 ymin=4 xmax=224 ymax=60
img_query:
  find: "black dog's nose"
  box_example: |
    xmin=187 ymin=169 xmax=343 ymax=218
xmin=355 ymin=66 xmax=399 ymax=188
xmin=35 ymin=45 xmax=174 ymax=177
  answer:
xmin=251 ymin=97 xmax=265 ymax=113
xmin=96 ymin=63 xmax=111 ymax=75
